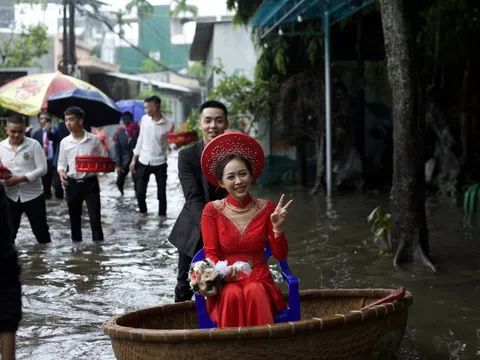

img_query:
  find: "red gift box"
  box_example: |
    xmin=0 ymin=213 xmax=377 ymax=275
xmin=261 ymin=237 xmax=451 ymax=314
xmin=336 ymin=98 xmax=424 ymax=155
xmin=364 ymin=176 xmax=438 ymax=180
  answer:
xmin=75 ymin=156 xmax=115 ymax=173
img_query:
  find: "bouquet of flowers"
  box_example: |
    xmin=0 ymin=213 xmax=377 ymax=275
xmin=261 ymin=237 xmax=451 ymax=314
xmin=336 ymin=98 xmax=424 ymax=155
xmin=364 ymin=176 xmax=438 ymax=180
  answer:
xmin=188 ymin=258 xmax=252 ymax=298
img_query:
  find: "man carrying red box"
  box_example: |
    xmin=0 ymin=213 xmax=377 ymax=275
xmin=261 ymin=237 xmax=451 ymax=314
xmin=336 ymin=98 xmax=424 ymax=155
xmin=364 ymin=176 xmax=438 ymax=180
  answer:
xmin=57 ymin=106 xmax=108 ymax=242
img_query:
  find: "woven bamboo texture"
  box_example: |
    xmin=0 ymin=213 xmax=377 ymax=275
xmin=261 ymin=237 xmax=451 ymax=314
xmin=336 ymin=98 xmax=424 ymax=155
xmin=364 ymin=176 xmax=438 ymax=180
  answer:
xmin=103 ymin=288 xmax=413 ymax=360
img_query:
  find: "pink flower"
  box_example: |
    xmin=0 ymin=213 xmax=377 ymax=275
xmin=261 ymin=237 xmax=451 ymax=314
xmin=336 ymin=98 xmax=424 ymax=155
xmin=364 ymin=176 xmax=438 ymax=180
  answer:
xmin=190 ymin=271 xmax=200 ymax=283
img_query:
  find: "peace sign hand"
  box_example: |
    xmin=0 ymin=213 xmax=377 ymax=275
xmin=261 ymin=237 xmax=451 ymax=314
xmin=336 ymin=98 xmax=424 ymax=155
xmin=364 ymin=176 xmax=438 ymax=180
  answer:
xmin=270 ymin=194 xmax=293 ymax=231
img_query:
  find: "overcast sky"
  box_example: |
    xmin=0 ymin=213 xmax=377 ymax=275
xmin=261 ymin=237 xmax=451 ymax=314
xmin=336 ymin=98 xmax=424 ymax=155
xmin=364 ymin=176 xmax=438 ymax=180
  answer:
xmin=15 ymin=0 xmax=233 ymax=42
xmin=102 ymin=0 xmax=233 ymax=16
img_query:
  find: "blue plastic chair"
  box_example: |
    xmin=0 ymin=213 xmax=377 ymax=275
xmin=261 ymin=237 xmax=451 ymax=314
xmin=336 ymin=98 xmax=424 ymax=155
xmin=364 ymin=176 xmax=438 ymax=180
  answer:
xmin=191 ymin=243 xmax=301 ymax=329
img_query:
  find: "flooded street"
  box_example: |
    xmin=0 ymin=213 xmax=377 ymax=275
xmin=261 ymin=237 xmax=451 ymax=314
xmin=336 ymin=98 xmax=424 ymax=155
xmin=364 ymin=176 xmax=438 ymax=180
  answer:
xmin=14 ymin=150 xmax=480 ymax=360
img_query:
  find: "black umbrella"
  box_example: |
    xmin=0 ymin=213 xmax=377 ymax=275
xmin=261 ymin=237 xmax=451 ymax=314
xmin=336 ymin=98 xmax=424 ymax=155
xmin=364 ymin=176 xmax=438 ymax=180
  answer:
xmin=47 ymin=88 xmax=121 ymax=127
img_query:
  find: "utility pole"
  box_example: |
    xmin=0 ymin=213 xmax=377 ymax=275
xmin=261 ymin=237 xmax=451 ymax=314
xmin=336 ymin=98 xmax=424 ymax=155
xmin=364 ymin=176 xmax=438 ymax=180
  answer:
xmin=62 ymin=0 xmax=68 ymax=74
xmin=68 ymin=0 xmax=76 ymax=75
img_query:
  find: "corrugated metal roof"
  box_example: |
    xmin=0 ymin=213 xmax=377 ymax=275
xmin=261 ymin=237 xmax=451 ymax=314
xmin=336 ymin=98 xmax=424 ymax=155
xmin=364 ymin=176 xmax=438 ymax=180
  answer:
xmin=250 ymin=0 xmax=374 ymax=38
xmin=105 ymin=72 xmax=191 ymax=93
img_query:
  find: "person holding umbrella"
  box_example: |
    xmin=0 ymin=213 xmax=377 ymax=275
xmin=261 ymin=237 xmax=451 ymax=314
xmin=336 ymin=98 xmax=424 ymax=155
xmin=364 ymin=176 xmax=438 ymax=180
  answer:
xmin=57 ymin=106 xmax=107 ymax=242
xmin=129 ymin=96 xmax=174 ymax=218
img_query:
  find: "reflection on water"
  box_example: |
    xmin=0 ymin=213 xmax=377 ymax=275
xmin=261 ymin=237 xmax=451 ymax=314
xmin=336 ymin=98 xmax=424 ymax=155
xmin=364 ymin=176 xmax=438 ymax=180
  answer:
xmin=13 ymin=151 xmax=480 ymax=359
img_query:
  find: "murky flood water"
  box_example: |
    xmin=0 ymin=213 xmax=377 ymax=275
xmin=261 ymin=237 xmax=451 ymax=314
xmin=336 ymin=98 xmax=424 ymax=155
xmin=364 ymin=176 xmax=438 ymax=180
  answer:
xmin=13 ymin=150 xmax=479 ymax=359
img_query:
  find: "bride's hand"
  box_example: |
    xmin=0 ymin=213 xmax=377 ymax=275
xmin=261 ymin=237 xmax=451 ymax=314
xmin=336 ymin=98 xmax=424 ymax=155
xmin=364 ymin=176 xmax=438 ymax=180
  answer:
xmin=224 ymin=266 xmax=239 ymax=282
xmin=270 ymin=194 xmax=293 ymax=231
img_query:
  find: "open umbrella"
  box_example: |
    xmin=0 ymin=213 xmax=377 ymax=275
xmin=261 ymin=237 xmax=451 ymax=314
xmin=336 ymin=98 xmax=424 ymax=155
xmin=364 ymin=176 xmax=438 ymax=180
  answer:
xmin=0 ymin=72 xmax=108 ymax=116
xmin=47 ymin=88 xmax=121 ymax=127
xmin=116 ymin=99 xmax=145 ymax=123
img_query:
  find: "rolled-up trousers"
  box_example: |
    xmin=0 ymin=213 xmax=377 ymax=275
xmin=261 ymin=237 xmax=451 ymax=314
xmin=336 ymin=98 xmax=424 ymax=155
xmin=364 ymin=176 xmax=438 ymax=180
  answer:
xmin=65 ymin=176 xmax=103 ymax=242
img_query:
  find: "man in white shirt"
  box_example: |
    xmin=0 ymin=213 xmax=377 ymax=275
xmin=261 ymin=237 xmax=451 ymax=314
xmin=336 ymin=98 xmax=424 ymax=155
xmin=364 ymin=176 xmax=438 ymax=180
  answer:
xmin=57 ymin=106 xmax=107 ymax=242
xmin=0 ymin=116 xmax=51 ymax=244
xmin=129 ymin=96 xmax=174 ymax=218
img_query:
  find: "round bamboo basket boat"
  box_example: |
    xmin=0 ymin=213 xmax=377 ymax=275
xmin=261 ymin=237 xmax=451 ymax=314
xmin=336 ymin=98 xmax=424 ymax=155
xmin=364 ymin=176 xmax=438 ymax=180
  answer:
xmin=103 ymin=289 xmax=412 ymax=360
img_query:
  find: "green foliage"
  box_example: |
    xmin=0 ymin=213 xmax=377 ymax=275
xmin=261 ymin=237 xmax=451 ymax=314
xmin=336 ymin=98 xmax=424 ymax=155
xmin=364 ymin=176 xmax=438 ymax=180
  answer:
xmin=367 ymin=206 xmax=392 ymax=254
xmin=0 ymin=126 xmax=6 ymax=141
xmin=464 ymin=184 xmax=480 ymax=228
xmin=175 ymin=108 xmax=202 ymax=141
xmin=0 ymin=24 xmax=51 ymax=68
xmin=126 ymin=0 xmax=154 ymax=19
xmin=15 ymin=0 xmax=48 ymax=7
xmin=187 ymin=61 xmax=206 ymax=79
xmin=169 ymin=0 xmax=198 ymax=18
xmin=273 ymin=37 xmax=289 ymax=75
xmin=135 ymin=89 xmax=172 ymax=115
xmin=114 ymin=10 xmax=128 ymax=38
xmin=304 ymin=21 xmax=323 ymax=65
xmin=207 ymin=60 xmax=279 ymax=132
xmin=226 ymin=0 xmax=263 ymax=26
xmin=139 ymin=58 xmax=162 ymax=73
xmin=418 ymin=0 xmax=480 ymax=64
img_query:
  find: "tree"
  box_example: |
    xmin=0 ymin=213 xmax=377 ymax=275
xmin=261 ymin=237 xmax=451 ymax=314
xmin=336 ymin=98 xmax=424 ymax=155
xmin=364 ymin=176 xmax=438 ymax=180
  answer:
xmin=226 ymin=0 xmax=263 ymax=25
xmin=0 ymin=24 xmax=51 ymax=68
xmin=114 ymin=9 xmax=128 ymax=38
xmin=378 ymin=0 xmax=436 ymax=271
xmin=207 ymin=61 xmax=278 ymax=135
xmin=169 ymin=0 xmax=198 ymax=18
xmin=126 ymin=0 xmax=153 ymax=19
xmin=187 ymin=61 xmax=205 ymax=79
xmin=140 ymin=58 xmax=162 ymax=73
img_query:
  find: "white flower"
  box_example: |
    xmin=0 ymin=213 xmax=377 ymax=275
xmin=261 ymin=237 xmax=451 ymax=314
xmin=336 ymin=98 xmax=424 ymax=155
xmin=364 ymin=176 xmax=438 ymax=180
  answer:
xmin=202 ymin=268 xmax=218 ymax=282
xmin=198 ymin=280 xmax=207 ymax=291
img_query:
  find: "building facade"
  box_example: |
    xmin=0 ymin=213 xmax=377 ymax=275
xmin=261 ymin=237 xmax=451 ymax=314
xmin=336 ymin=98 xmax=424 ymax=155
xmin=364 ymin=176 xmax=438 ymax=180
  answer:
xmin=190 ymin=17 xmax=259 ymax=92
xmin=116 ymin=5 xmax=191 ymax=74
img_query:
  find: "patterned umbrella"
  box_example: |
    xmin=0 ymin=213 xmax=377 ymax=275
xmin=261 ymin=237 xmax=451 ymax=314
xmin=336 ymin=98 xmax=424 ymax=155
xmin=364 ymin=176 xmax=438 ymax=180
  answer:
xmin=0 ymin=72 xmax=108 ymax=116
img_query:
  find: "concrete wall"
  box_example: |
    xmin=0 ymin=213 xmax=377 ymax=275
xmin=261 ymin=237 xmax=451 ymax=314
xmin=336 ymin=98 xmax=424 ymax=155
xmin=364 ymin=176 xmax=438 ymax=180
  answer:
xmin=210 ymin=23 xmax=258 ymax=87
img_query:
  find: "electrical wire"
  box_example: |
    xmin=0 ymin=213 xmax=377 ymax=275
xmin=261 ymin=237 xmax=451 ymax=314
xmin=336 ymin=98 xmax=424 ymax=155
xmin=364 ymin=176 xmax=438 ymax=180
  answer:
xmin=80 ymin=6 xmax=186 ymax=75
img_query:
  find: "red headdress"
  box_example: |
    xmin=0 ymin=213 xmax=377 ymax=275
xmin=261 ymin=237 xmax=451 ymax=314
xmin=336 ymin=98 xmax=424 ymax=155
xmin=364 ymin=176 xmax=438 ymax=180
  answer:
xmin=201 ymin=132 xmax=265 ymax=186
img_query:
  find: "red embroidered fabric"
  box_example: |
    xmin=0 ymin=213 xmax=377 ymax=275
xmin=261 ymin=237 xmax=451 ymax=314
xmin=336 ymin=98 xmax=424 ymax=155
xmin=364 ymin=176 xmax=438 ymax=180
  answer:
xmin=201 ymin=194 xmax=288 ymax=328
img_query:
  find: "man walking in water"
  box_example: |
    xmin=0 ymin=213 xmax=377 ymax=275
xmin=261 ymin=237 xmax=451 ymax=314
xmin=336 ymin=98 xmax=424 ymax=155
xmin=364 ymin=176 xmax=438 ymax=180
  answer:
xmin=129 ymin=96 xmax=174 ymax=218
xmin=0 ymin=116 xmax=51 ymax=244
xmin=57 ymin=106 xmax=107 ymax=242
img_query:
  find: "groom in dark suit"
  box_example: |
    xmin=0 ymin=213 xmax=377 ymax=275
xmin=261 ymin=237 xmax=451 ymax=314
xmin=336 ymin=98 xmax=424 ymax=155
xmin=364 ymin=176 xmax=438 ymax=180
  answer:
xmin=169 ymin=101 xmax=230 ymax=302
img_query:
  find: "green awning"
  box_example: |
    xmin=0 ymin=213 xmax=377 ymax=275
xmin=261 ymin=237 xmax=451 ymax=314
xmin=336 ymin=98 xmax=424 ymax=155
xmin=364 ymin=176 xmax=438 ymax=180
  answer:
xmin=250 ymin=0 xmax=375 ymax=197
xmin=250 ymin=0 xmax=374 ymax=38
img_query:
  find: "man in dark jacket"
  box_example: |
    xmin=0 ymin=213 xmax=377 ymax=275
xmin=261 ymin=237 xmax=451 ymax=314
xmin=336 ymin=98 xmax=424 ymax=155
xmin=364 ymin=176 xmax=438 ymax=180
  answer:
xmin=114 ymin=112 xmax=139 ymax=195
xmin=168 ymin=101 xmax=229 ymax=302
xmin=32 ymin=112 xmax=59 ymax=199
